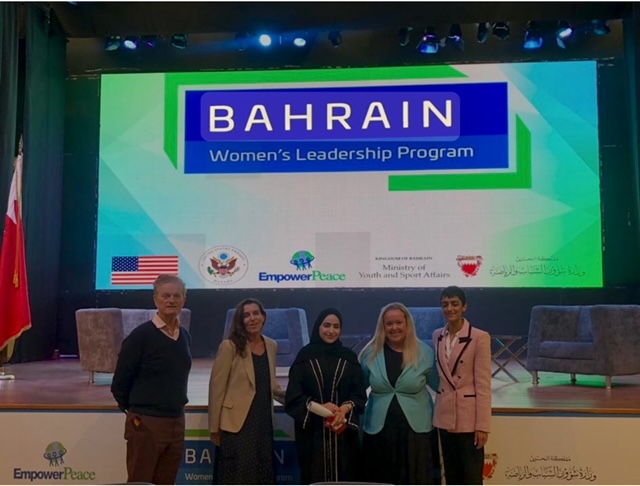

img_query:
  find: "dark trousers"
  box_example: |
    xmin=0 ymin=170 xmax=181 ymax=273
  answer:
xmin=438 ymin=429 xmax=484 ymax=485
xmin=124 ymin=413 xmax=185 ymax=485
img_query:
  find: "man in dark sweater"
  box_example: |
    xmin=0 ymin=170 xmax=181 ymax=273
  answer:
xmin=111 ymin=274 xmax=192 ymax=485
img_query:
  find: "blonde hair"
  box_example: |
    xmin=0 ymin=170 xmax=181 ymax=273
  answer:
xmin=359 ymin=302 xmax=420 ymax=369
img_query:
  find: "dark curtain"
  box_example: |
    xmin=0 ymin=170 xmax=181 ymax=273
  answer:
xmin=624 ymin=6 xmax=640 ymax=272
xmin=13 ymin=5 xmax=66 ymax=362
xmin=0 ymin=3 xmax=18 ymax=208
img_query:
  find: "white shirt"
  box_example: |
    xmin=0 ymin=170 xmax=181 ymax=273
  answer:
xmin=443 ymin=324 xmax=461 ymax=362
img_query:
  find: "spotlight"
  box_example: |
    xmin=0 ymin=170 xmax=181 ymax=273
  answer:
xmin=446 ymin=24 xmax=464 ymax=51
xmin=141 ymin=35 xmax=157 ymax=48
xmin=591 ymin=20 xmax=610 ymax=36
xmin=417 ymin=27 xmax=439 ymax=54
xmin=398 ymin=27 xmax=413 ymax=47
xmin=477 ymin=22 xmax=490 ymax=43
xmin=104 ymin=35 xmax=121 ymax=51
xmin=258 ymin=34 xmax=273 ymax=47
xmin=235 ymin=32 xmax=250 ymax=51
xmin=523 ymin=21 xmax=543 ymax=50
xmin=293 ymin=36 xmax=307 ymax=47
xmin=555 ymin=21 xmax=573 ymax=40
xmin=171 ymin=34 xmax=188 ymax=49
xmin=328 ymin=31 xmax=342 ymax=48
xmin=123 ymin=36 xmax=139 ymax=50
xmin=555 ymin=21 xmax=573 ymax=49
xmin=492 ymin=21 xmax=510 ymax=40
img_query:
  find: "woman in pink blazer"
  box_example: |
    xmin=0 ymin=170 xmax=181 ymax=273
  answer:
xmin=432 ymin=286 xmax=492 ymax=485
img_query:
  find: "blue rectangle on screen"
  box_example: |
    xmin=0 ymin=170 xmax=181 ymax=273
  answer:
xmin=182 ymin=82 xmax=509 ymax=175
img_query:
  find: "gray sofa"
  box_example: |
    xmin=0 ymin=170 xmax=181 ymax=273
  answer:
xmin=526 ymin=305 xmax=640 ymax=389
xmin=223 ymin=307 xmax=309 ymax=367
xmin=75 ymin=308 xmax=191 ymax=384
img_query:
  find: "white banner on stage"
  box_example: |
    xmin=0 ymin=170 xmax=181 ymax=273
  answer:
xmin=483 ymin=415 xmax=639 ymax=484
xmin=0 ymin=410 xmax=637 ymax=484
xmin=0 ymin=409 xmax=296 ymax=485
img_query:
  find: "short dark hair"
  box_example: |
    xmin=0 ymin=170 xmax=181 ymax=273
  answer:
xmin=153 ymin=274 xmax=186 ymax=296
xmin=440 ymin=285 xmax=466 ymax=305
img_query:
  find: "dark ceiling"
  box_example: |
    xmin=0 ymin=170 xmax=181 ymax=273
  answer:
xmin=47 ymin=1 xmax=633 ymax=38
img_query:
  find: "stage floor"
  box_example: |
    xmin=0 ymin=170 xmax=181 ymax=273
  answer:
xmin=1 ymin=358 xmax=640 ymax=414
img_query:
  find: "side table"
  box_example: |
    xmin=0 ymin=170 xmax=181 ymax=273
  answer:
xmin=491 ymin=335 xmax=528 ymax=383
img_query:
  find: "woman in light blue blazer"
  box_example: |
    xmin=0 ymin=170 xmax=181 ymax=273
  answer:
xmin=359 ymin=302 xmax=440 ymax=485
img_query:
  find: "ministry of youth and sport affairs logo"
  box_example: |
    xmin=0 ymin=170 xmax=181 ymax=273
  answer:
xmin=457 ymin=255 xmax=483 ymax=277
xmin=199 ymin=246 xmax=248 ymax=285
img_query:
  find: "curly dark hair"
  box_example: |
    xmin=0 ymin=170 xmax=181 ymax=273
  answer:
xmin=227 ymin=298 xmax=267 ymax=357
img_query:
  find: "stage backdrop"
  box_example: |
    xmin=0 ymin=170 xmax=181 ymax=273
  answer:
xmin=96 ymin=62 xmax=602 ymax=290
xmin=0 ymin=410 xmax=637 ymax=485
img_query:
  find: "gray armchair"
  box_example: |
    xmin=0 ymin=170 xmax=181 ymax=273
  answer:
xmin=526 ymin=305 xmax=640 ymax=389
xmin=223 ymin=307 xmax=309 ymax=366
xmin=407 ymin=307 xmax=446 ymax=350
xmin=75 ymin=308 xmax=191 ymax=384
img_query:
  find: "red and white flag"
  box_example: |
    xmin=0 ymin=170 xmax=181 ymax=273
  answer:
xmin=0 ymin=152 xmax=32 ymax=351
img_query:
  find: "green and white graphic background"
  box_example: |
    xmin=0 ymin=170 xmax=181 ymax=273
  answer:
xmin=97 ymin=61 xmax=602 ymax=289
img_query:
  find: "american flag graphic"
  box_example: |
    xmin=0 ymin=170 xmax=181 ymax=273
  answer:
xmin=111 ymin=256 xmax=179 ymax=285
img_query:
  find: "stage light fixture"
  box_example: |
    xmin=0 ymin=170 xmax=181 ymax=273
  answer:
xmin=171 ymin=34 xmax=188 ymax=49
xmin=476 ymin=22 xmax=490 ymax=43
xmin=555 ymin=21 xmax=573 ymax=40
xmin=555 ymin=21 xmax=574 ymax=49
xmin=417 ymin=27 xmax=439 ymax=54
xmin=258 ymin=34 xmax=273 ymax=47
xmin=293 ymin=36 xmax=307 ymax=47
xmin=141 ymin=35 xmax=157 ymax=48
xmin=492 ymin=22 xmax=510 ymax=40
xmin=328 ymin=31 xmax=342 ymax=48
xmin=446 ymin=24 xmax=464 ymax=51
xmin=104 ymin=35 xmax=121 ymax=51
xmin=591 ymin=20 xmax=610 ymax=36
xmin=523 ymin=21 xmax=543 ymax=50
xmin=123 ymin=36 xmax=139 ymax=50
xmin=398 ymin=27 xmax=413 ymax=47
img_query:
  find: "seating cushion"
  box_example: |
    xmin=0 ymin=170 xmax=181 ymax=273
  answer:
xmin=122 ymin=310 xmax=154 ymax=338
xmin=539 ymin=341 xmax=595 ymax=360
xmin=274 ymin=339 xmax=291 ymax=355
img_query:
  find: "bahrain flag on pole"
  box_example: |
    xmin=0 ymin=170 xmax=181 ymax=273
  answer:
xmin=0 ymin=152 xmax=31 ymax=351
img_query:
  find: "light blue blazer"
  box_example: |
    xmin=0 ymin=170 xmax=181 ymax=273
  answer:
xmin=360 ymin=341 xmax=439 ymax=434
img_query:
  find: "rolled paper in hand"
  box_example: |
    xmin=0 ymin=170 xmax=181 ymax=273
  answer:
xmin=307 ymin=401 xmax=334 ymax=418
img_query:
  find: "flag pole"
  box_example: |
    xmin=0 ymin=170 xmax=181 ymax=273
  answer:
xmin=0 ymin=137 xmax=23 ymax=381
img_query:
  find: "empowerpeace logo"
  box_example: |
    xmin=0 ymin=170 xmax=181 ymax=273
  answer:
xmin=289 ymin=250 xmax=315 ymax=270
xmin=13 ymin=441 xmax=97 ymax=482
xmin=43 ymin=442 xmax=67 ymax=466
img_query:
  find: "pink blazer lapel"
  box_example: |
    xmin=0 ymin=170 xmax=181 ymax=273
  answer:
xmin=436 ymin=329 xmax=456 ymax=388
xmin=448 ymin=320 xmax=472 ymax=376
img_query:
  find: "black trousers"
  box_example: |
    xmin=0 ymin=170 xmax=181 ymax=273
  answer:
xmin=438 ymin=429 xmax=484 ymax=485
